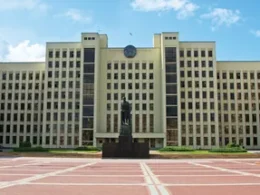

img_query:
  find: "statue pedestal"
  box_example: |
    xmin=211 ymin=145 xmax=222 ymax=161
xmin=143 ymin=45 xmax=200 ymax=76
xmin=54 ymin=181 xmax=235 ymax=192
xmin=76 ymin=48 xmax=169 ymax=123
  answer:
xmin=102 ymin=99 xmax=149 ymax=158
xmin=102 ymin=123 xmax=149 ymax=159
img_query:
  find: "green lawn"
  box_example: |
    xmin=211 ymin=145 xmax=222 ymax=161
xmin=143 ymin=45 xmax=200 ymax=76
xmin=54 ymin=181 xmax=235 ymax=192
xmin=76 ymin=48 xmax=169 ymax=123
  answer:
xmin=49 ymin=149 xmax=100 ymax=154
xmin=158 ymin=150 xmax=249 ymax=155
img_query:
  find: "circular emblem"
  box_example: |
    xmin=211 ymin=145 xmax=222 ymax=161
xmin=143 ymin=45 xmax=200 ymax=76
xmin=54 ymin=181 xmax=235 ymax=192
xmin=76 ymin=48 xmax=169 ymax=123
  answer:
xmin=124 ymin=45 xmax=137 ymax=58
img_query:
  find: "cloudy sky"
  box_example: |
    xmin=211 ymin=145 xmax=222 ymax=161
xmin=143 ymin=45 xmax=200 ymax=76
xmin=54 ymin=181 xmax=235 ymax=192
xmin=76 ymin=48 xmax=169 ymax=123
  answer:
xmin=0 ymin=0 xmax=260 ymax=62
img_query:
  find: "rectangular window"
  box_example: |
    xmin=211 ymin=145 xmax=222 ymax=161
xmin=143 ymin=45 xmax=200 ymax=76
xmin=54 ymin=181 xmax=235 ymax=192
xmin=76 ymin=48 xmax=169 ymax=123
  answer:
xmin=84 ymin=64 xmax=95 ymax=73
xmin=165 ymin=47 xmax=176 ymax=62
xmin=84 ymin=48 xmax=95 ymax=62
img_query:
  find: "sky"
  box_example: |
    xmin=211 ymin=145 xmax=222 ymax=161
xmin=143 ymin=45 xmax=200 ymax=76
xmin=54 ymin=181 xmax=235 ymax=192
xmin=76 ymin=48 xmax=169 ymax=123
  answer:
xmin=0 ymin=0 xmax=260 ymax=62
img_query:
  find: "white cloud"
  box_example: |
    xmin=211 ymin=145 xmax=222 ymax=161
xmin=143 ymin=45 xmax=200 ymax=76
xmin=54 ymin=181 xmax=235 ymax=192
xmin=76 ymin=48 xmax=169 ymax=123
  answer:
xmin=201 ymin=8 xmax=241 ymax=31
xmin=0 ymin=40 xmax=45 ymax=62
xmin=250 ymin=30 xmax=260 ymax=38
xmin=0 ymin=0 xmax=49 ymax=12
xmin=131 ymin=0 xmax=199 ymax=19
xmin=0 ymin=40 xmax=9 ymax=61
xmin=64 ymin=9 xmax=92 ymax=23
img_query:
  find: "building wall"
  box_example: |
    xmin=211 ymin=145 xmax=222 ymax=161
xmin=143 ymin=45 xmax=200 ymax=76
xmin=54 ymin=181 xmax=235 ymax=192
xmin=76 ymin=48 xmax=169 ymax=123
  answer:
xmin=0 ymin=63 xmax=45 ymax=147
xmin=0 ymin=32 xmax=260 ymax=149
xmin=178 ymin=42 xmax=219 ymax=149
xmin=217 ymin=62 xmax=260 ymax=149
xmin=96 ymin=47 xmax=164 ymax=148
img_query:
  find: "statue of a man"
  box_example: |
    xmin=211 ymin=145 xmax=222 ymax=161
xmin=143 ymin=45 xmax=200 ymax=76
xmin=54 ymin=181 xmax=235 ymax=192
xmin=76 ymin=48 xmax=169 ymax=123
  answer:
xmin=121 ymin=97 xmax=131 ymax=125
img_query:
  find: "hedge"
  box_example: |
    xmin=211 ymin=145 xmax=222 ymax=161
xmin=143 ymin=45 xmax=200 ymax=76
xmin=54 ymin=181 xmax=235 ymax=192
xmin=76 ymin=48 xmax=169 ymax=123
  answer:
xmin=19 ymin=141 xmax=32 ymax=148
xmin=74 ymin=146 xmax=101 ymax=151
xmin=159 ymin=146 xmax=195 ymax=152
xmin=209 ymin=147 xmax=247 ymax=153
xmin=13 ymin=146 xmax=49 ymax=152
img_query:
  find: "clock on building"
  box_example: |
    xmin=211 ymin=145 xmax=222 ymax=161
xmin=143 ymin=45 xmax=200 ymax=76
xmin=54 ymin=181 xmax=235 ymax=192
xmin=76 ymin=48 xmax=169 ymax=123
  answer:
xmin=124 ymin=45 xmax=137 ymax=58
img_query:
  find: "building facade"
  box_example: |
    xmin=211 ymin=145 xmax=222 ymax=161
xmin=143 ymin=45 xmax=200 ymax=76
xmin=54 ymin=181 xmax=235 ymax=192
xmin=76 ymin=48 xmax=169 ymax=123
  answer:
xmin=0 ymin=32 xmax=259 ymax=149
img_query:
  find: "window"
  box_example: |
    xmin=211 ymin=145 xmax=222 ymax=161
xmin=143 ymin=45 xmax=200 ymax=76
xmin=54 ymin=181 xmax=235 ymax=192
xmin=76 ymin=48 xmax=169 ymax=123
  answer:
xmin=166 ymin=106 xmax=177 ymax=116
xmin=149 ymin=63 xmax=153 ymax=69
xmin=165 ymin=47 xmax=176 ymax=62
xmin=55 ymin=51 xmax=60 ymax=58
xmin=49 ymin=51 xmax=53 ymax=58
xmin=166 ymin=74 xmax=177 ymax=83
xmin=121 ymin=63 xmax=125 ymax=69
xmin=166 ymin=64 xmax=176 ymax=72
xmin=201 ymin=50 xmax=205 ymax=57
xmin=194 ymin=50 xmax=198 ymax=57
xmin=187 ymin=50 xmax=191 ymax=57
xmin=107 ymin=63 xmax=111 ymax=70
xmin=84 ymin=64 xmax=94 ymax=73
xmin=83 ymin=106 xmax=94 ymax=116
xmin=76 ymin=50 xmax=81 ymax=58
xmin=84 ymin=48 xmax=95 ymax=62
xmin=208 ymin=50 xmax=213 ymax=57
xmin=180 ymin=50 xmax=184 ymax=57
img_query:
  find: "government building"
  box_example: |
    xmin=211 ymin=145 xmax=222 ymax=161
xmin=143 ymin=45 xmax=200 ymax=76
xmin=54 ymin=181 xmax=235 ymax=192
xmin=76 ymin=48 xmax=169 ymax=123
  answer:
xmin=0 ymin=32 xmax=259 ymax=149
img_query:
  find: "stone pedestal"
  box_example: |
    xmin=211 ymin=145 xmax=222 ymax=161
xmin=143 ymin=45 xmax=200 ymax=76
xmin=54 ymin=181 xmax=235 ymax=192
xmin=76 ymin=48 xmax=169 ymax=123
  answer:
xmin=102 ymin=100 xmax=149 ymax=158
xmin=102 ymin=132 xmax=149 ymax=158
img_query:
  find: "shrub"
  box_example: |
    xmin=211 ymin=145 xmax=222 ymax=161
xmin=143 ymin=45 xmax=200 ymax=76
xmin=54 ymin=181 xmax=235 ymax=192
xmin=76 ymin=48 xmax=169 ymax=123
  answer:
xmin=74 ymin=146 xmax=101 ymax=151
xmin=209 ymin=147 xmax=247 ymax=153
xmin=226 ymin=142 xmax=242 ymax=148
xmin=13 ymin=146 xmax=49 ymax=152
xmin=19 ymin=141 xmax=32 ymax=148
xmin=159 ymin=146 xmax=195 ymax=152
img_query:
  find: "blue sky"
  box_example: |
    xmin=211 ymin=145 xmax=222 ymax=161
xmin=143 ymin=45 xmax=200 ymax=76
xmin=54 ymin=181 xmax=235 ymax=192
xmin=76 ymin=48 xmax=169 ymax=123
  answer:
xmin=0 ymin=0 xmax=260 ymax=61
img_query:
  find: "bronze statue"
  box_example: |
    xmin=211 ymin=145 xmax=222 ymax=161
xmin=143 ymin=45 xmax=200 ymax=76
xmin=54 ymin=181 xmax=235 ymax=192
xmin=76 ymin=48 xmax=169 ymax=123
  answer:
xmin=121 ymin=97 xmax=131 ymax=125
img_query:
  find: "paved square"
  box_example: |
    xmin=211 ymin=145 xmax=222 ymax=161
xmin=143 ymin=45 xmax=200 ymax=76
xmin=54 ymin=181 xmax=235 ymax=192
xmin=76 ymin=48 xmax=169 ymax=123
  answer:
xmin=1 ymin=157 xmax=260 ymax=194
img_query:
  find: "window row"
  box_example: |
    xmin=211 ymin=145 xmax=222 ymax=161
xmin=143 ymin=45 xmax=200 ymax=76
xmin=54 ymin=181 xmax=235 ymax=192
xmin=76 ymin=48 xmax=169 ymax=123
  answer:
xmin=0 ymin=113 xmax=42 ymax=122
xmin=180 ymin=91 xmax=215 ymax=99
xmin=218 ymin=92 xmax=260 ymax=101
xmin=180 ymin=50 xmax=213 ymax=58
xmin=45 ymin=124 xmax=81 ymax=132
xmin=219 ymin=82 xmax=260 ymax=90
xmin=46 ymin=102 xmax=80 ymax=109
xmin=219 ymin=103 xmax=260 ymax=111
xmin=48 ymin=50 xmax=81 ymax=59
xmin=47 ymin=81 xmax=80 ymax=88
xmin=107 ymin=62 xmax=154 ymax=70
xmin=47 ymin=91 xmax=80 ymax=99
xmin=181 ymin=113 xmax=215 ymax=121
xmin=180 ymin=81 xmax=214 ymax=88
xmin=1 ymin=93 xmax=43 ymax=101
xmin=180 ymin=70 xmax=214 ymax=78
xmin=107 ymin=103 xmax=154 ymax=111
xmin=219 ymin=125 xmax=258 ymax=135
xmin=107 ymin=93 xmax=154 ymax=101
xmin=0 ymin=135 xmax=42 ymax=145
xmin=48 ymin=71 xmax=80 ymax=78
xmin=219 ymin=114 xmax=259 ymax=123
xmin=181 ymin=102 xmax=215 ymax=110
xmin=0 ymin=103 xmax=42 ymax=111
xmin=180 ymin=60 xmax=213 ymax=67
xmin=107 ymin=72 xmax=154 ymax=80
xmin=107 ymin=83 xmax=154 ymax=90
xmin=46 ymin=112 xmax=80 ymax=121
xmin=181 ymin=124 xmax=216 ymax=134
xmin=0 ymin=124 xmax=40 ymax=133
xmin=1 ymin=83 xmax=43 ymax=90
xmin=107 ymin=114 xmax=154 ymax=133
xmin=1 ymin=72 xmax=44 ymax=81
xmin=218 ymin=72 xmax=260 ymax=80
xmin=48 ymin=61 xmax=81 ymax=68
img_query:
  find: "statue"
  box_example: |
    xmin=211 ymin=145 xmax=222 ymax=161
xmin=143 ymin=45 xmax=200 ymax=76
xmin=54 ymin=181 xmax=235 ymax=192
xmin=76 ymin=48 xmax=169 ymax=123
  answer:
xmin=121 ymin=97 xmax=131 ymax=125
xmin=120 ymin=97 xmax=132 ymax=136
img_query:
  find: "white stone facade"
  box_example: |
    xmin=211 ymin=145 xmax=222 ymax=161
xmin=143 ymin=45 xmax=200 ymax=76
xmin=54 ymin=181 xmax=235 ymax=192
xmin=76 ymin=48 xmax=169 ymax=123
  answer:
xmin=0 ymin=32 xmax=259 ymax=149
